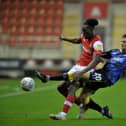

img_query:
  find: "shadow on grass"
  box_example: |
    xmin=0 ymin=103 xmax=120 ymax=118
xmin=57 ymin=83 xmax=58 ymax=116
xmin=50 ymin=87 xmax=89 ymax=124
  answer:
xmin=67 ymin=117 xmax=126 ymax=121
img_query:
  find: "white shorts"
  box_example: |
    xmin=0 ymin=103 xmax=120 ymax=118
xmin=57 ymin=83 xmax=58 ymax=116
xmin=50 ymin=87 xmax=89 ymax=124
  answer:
xmin=68 ymin=64 xmax=94 ymax=74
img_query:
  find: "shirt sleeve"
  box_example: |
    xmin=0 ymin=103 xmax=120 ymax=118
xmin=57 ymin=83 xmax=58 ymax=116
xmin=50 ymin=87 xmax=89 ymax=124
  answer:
xmin=93 ymin=40 xmax=103 ymax=55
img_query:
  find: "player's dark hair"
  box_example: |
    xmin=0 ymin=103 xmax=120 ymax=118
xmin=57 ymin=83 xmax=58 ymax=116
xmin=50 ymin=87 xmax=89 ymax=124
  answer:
xmin=122 ymin=34 xmax=126 ymax=38
xmin=83 ymin=18 xmax=99 ymax=28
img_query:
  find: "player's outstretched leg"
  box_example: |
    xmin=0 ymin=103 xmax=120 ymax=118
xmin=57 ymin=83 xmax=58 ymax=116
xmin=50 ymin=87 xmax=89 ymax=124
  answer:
xmin=76 ymin=97 xmax=113 ymax=119
xmin=35 ymin=71 xmax=48 ymax=83
xmin=35 ymin=71 xmax=69 ymax=83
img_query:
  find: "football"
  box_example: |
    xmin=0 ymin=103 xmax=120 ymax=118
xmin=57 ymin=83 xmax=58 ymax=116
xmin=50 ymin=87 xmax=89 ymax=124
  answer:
xmin=21 ymin=77 xmax=35 ymax=91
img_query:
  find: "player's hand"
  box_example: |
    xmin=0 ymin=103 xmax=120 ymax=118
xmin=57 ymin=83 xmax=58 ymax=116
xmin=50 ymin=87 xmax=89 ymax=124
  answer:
xmin=59 ymin=35 xmax=64 ymax=40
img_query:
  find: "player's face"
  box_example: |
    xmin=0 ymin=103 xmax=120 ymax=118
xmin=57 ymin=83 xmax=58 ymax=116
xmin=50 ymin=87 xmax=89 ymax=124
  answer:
xmin=82 ymin=25 xmax=94 ymax=40
xmin=121 ymin=37 xmax=126 ymax=54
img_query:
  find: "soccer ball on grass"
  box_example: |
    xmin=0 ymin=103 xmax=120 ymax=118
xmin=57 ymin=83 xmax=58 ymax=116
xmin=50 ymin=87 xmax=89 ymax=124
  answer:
xmin=21 ymin=77 xmax=35 ymax=91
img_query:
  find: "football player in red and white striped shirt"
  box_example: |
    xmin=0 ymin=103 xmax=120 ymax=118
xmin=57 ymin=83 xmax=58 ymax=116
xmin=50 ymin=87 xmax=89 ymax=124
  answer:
xmin=53 ymin=19 xmax=104 ymax=119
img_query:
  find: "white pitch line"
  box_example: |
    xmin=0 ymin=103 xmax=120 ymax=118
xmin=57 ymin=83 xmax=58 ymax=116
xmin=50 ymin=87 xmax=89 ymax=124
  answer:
xmin=0 ymin=85 xmax=57 ymax=98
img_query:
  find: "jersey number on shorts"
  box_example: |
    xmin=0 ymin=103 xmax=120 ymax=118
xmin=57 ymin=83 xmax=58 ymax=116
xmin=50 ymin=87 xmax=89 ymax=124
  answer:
xmin=93 ymin=73 xmax=102 ymax=81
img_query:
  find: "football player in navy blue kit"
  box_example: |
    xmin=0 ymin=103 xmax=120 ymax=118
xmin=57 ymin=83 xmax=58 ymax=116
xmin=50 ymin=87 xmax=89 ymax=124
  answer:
xmin=36 ymin=34 xmax=126 ymax=120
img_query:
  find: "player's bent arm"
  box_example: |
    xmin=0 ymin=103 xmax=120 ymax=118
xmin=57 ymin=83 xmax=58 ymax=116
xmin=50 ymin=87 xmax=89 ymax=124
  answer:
xmin=95 ymin=57 xmax=106 ymax=69
xmin=95 ymin=62 xmax=104 ymax=69
xmin=80 ymin=54 xmax=101 ymax=74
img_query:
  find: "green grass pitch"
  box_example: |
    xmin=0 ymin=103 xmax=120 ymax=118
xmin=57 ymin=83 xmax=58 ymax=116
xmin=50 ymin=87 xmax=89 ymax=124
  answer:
xmin=0 ymin=78 xmax=126 ymax=126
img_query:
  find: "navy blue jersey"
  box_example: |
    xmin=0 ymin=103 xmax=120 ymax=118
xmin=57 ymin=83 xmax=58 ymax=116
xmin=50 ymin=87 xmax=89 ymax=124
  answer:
xmin=102 ymin=49 xmax=126 ymax=84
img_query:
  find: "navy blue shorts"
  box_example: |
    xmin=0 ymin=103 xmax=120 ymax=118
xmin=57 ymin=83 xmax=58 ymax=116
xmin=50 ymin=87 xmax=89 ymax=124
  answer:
xmin=84 ymin=69 xmax=111 ymax=91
